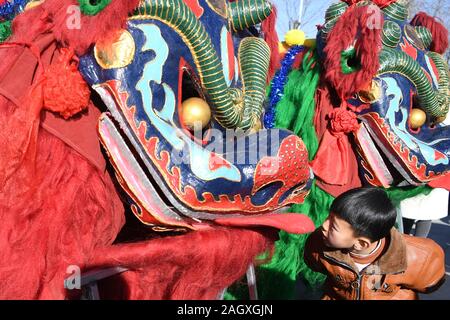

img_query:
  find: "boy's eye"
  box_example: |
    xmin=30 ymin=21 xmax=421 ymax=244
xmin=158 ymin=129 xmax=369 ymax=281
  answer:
xmin=78 ymin=0 xmax=112 ymax=16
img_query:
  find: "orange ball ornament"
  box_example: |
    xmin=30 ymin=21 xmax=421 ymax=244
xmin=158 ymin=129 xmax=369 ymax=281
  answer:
xmin=181 ymin=97 xmax=212 ymax=130
xmin=409 ymin=109 xmax=427 ymax=129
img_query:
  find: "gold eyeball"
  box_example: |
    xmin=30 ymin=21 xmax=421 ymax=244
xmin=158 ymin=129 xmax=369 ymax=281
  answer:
xmin=358 ymin=80 xmax=382 ymax=104
xmin=94 ymin=30 xmax=135 ymax=69
xmin=409 ymin=108 xmax=427 ymax=129
xmin=181 ymin=97 xmax=211 ymax=130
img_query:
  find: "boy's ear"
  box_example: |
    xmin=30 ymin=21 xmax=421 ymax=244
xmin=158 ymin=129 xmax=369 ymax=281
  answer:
xmin=354 ymin=237 xmax=373 ymax=251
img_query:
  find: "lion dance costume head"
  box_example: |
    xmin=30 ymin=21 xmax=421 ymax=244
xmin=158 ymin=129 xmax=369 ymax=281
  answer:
xmin=0 ymin=0 xmax=314 ymax=299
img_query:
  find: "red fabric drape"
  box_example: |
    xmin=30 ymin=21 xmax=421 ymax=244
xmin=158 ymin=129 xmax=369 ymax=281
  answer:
xmin=312 ymin=84 xmax=362 ymax=197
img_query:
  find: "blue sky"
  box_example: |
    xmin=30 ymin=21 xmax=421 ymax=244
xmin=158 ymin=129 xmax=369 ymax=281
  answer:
xmin=272 ymin=0 xmax=334 ymax=39
xmin=271 ymin=0 xmax=450 ymax=41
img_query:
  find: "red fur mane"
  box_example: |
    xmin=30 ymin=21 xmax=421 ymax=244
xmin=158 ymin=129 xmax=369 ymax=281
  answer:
xmin=323 ymin=4 xmax=383 ymax=100
xmin=411 ymin=12 xmax=449 ymax=54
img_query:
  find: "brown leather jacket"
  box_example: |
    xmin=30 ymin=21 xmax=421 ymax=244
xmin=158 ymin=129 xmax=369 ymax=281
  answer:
xmin=304 ymin=228 xmax=446 ymax=300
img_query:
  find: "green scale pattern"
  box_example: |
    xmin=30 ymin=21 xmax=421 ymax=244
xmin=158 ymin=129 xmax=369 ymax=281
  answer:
xmin=382 ymin=20 xmax=402 ymax=48
xmin=379 ymin=47 xmax=446 ymax=118
xmin=134 ymin=0 xmax=272 ymax=130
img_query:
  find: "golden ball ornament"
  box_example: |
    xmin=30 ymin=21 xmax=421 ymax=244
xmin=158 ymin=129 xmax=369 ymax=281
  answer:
xmin=409 ymin=108 xmax=427 ymax=129
xmin=284 ymin=29 xmax=306 ymax=47
xmin=181 ymin=97 xmax=212 ymax=130
xmin=94 ymin=30 xmax=136 ymax=69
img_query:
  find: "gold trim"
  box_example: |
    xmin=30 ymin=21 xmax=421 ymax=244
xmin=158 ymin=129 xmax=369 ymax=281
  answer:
xmin=205 ymin=0 xmax=228 ymax=18
xmin=129 ymin=14 xmax=207 ymax=85
xmin=403 ymin=24 xmax=425 ymax=51
xmin=94 ymin=30 xmax=136 ymax=69
xmin=358 ymin=79 xmax=382 ymax=104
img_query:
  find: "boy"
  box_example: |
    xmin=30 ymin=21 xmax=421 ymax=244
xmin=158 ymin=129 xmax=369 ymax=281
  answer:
xmin=304 ymin=187 xmax=446 ymax=300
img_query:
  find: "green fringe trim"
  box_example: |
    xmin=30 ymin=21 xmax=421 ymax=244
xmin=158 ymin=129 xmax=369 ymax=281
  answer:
xmin=0 ymin=20 xmax=12 ymax=43
xmin=255 ymin=50 xmax=329 ymax=299
xmin=273 ymin=50 xmax=320 ymax=160
xmin=386 ymin=185 xmax=433 ymax=207
xmin=225 ymin=50 xmax=324 ymax=300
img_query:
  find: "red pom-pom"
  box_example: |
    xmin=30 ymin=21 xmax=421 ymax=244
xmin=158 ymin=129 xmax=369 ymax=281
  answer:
xmin=328 ymin=108 xmax=360 ymax=135
xmin=43 ymin=48 xmax=90 ymax=119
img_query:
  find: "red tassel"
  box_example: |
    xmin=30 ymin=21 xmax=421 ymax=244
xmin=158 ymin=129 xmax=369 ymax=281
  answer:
xmin=43 ymin=48 xmax=90 ymax=119
xmin=310 ymin=106 xmax=360 ymax=187
xmin=261 ymin=5 xmax=280 ymax=82
xmin=411 ymin=12 xmax=449 ymax=54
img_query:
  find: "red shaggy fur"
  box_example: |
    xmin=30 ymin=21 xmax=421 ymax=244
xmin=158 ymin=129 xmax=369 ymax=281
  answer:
xmin=0 ymin=127 xmax=125 ymax=299
xmin=0 ymin=125 xmax=273 ymax=299
xmin=323 ymin=4 xmax=383 ymax=100
xmin=411 ymin=12 xmax=449 ymax=54
xmin=12 ymin=0 xmax=140 ymax=56
xmin=262 ymin=5 xmax=280 ymax=82
xmin=92 ymin=228 xmax=274 ymax=299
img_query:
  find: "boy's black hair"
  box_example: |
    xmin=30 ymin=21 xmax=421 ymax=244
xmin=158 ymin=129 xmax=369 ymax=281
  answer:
xmin=330 ymin=187 xmax=396 ymax=242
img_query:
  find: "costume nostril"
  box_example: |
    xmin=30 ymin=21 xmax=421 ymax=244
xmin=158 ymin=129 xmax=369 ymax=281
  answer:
xmin=278 ymin=182 xmax=308 ymax=204
xmin=251 ymin=181 xmax=284 ymax=206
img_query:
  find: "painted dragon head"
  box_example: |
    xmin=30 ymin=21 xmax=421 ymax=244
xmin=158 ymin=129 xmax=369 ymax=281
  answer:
xmin=317 ymin=0 xmax=449 ymax=188
xmin=66 ymin=0 xmax=313 ymax=231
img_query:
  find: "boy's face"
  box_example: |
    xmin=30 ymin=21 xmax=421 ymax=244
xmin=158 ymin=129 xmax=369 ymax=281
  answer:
xmin=321 ymin=212 xmax=359 ymax=249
